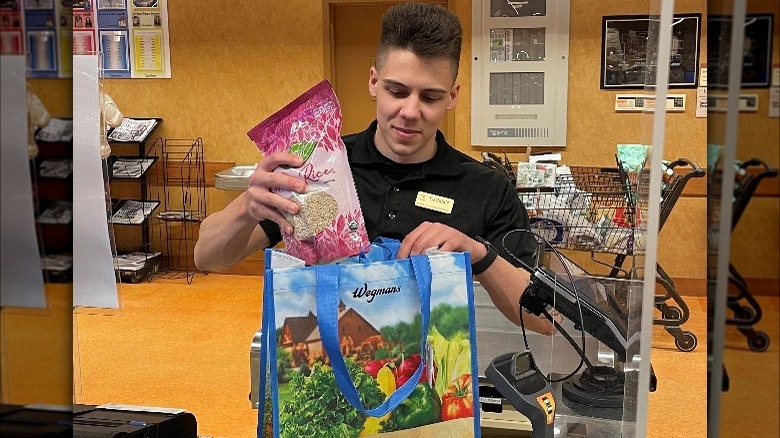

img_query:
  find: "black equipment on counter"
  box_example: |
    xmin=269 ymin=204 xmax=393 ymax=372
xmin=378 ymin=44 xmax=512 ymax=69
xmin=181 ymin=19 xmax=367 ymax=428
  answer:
xmin=521 ymin=265 xmax=635 ymax=409
xmin=72 ymin=404 xmax=197 ymax=438
xmin=0 ymin=404 xmax=72 ymax=437
xmin=485 ymin=351 xmax=556 ymax=438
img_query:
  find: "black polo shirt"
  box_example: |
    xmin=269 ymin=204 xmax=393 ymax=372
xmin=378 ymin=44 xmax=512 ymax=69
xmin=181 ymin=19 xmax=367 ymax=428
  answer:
xmin=260 ymin=120 xmax=537 ymax=268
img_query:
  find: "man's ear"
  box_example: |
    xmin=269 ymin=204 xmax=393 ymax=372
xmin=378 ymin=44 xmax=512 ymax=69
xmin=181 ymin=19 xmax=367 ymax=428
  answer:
xmin=368 ymin=66 xmax=379 ymax=98
xmin=446 ymin=82 xmax=461 ymax=110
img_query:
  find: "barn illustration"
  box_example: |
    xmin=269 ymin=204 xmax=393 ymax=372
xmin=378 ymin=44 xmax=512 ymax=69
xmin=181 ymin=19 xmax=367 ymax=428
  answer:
xmin=279 ymin=300 xmax=387 ymax=367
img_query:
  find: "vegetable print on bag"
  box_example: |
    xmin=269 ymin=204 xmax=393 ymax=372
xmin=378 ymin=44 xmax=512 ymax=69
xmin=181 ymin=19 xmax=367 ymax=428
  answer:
xmin=258 ymin=239 xmax=481 ymax=437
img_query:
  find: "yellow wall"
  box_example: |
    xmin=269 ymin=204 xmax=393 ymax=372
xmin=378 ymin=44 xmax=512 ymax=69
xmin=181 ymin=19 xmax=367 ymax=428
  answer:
xmin=566 ymin=0 xmax=707 ymax=167
xmin=98 ymin=0 xmax=710 ymax=280
xmin=28 ymin=78 xmax=72 ymax=118
xmin=730 ymin=0 xmax=780 ymax=280
xmin=736 ymin=0 xmax=780 ymax=164
xmin=100 ymin=0 xmax=325 ymax=165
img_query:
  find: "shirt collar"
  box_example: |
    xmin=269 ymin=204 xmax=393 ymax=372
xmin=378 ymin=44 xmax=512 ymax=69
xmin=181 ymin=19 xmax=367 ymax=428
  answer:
xmin=350 ymin=120 xmax=464 ymax=177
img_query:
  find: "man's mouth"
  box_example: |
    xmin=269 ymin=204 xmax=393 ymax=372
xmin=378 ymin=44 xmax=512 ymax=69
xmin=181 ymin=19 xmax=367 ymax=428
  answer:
xmin=393 ymin=126 xmax=421 ymax=139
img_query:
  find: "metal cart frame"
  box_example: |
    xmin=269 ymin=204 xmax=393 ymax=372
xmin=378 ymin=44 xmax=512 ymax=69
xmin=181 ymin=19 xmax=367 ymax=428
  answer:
xmin=521 ymin=157 xmax=705 ymax=351
xmin=725 ymin=158 xmax=777 ymax=352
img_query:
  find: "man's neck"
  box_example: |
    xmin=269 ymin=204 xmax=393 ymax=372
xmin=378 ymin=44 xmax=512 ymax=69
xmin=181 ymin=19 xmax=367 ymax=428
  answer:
xmin=372 ymin=128 xmax=438 ymax=164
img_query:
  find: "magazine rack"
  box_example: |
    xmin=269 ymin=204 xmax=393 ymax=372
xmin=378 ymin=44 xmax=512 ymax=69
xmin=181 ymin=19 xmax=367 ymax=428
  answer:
xmin=159 ymin=137 xmax=206 ymax=284
xmin=106 ymin=117 xmax=164 ymax=283
xmin=33 ymin=117 xmax=74 ymax=283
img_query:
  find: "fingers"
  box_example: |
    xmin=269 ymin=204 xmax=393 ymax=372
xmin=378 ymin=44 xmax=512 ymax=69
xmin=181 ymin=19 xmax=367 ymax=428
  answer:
xmin=521 ymin=312 xmax=557 ymax=336
xmin=437 ymin=240 xmax=458 ymax=252
xmin=243 ymin=152 xmax=308 ymax=232
xmin=244 ymin=188 xmax=294 ymax=232
xmin=251 ymin=153 xmax=308 ymax=193
xmin=258 ymin=151 xmax=305 ymax=171
xmin=399 ymin=222 xmax=470 ymax=258
xmin=398 ymin=222 xmax=434 ymax=258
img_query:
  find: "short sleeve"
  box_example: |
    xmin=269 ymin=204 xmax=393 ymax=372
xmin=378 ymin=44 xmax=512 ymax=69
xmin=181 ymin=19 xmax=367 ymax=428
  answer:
xmin=483 ymin=177 xmax=538 ymax=270
xmin=259 ymin=219 xmax=283 ymax=247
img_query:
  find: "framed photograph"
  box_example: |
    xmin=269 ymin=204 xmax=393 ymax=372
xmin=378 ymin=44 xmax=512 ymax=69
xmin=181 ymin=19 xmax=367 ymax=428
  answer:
xmin=99 ymin=30 xmax=130 ymax=71
xmin=708 ymin=14 xmax=774 ymax=88
xmin=601 ymin=13 xmax=701 ymax=89
xmin=98 ymin=0 xmax=126 ymax=10
xmin=72 ymin=0 xmax=92 ymax=11
xmin=25 ymin=0 xmax=54 ymax=10
xmin=27 ymin=30 xmax=58 ymax=72
xmin=132 ymin=0 xmax=158 ymax=8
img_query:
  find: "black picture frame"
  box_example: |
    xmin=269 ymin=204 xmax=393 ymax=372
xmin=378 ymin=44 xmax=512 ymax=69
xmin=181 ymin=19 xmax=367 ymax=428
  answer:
xmin=708 ymin=14 xmax=774 ymax=88
xmin=601 ymin=13 xmax=702 ymax=89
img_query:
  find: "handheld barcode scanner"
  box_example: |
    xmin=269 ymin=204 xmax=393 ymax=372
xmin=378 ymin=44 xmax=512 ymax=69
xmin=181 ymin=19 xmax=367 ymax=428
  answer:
xmin=485 ymin=351 xmax=555 ymax=438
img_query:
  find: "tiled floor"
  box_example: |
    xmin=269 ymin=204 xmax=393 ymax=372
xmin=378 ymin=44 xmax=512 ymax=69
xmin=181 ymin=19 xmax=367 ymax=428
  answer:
xmin=70 ymin=275 xmax=778 ymax=438
xmin=719 ymin=295 xmax=780 ymax=437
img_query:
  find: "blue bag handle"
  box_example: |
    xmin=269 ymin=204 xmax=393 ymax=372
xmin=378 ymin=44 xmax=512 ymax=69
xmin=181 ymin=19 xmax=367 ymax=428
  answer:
xmin=357 ymin=237 xmax=401 ymax=262
xmin=316 ymin=254 xmax=431 ymax=417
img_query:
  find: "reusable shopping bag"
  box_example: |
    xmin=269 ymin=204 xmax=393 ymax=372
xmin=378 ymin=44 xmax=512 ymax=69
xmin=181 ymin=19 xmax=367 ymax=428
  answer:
xmin=257 ymin=238 xmax=481 ymax=437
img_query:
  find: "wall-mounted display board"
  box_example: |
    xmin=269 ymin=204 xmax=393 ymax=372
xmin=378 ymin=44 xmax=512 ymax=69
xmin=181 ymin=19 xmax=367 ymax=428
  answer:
xmin=0 ymin=0 xmax=71 ymax=77
xmin=601 ymin=13 xmax=701 ymax=89
xmin=708 ymin=14 xmax=774 ymax=88
xmin=72 ymin=0 xmax=171 ymax=79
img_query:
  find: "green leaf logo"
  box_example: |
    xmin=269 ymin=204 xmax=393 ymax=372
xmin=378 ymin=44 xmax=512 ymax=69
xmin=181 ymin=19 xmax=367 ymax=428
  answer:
xmin=290 ymin=141 xmax=317 ymax=162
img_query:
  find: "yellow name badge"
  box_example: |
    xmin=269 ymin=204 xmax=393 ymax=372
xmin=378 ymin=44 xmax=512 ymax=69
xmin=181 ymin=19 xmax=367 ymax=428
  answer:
xmin=414 ymin=191 xmax=454 ymax=214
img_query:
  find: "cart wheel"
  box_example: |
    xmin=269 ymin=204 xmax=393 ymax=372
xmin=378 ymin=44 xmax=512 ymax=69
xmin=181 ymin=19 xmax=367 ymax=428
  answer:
xmin=663 ymin=306 xmax=683 ymax=320
xmin=145 ymin=264 xmax=157 ymax=282
xmin=748 ymin=331 xmax=770 ymax=352
xmin=736 ymin=306 xmax=756 ymax=321
xmin=675 ymin=331 xmax=697 ymax=352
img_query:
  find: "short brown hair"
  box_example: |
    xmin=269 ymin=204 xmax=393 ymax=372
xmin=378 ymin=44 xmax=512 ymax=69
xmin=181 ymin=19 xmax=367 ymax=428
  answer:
xmin=376 ymin=2 xmax=463 ymax=82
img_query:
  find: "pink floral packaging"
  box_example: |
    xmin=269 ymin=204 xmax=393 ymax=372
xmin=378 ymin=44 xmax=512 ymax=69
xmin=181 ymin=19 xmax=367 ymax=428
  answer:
xmin=247 ymin=79 xmax=369 ymax=265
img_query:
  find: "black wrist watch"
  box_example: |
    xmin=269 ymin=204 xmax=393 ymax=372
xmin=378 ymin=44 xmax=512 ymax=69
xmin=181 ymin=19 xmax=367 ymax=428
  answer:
xmin=472 ymin=236 xmax=498 ymax=275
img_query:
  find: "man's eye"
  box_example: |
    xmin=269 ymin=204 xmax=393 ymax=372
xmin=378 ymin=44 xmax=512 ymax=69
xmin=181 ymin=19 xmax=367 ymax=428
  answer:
xmin=388 ymin=89 xmax=407 ymax=97
xmin=422 ymin=95 xmax=442 ymax=103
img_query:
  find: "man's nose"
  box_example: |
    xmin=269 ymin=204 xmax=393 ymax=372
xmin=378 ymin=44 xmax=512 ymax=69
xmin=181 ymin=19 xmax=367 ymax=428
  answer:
xmin=399 ymin=96 xmax=421 ymax=119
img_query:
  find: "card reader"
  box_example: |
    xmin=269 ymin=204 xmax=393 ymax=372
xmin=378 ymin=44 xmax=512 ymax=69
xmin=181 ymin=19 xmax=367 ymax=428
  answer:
xmin=485 ymin=351 xmax=556 ymax=438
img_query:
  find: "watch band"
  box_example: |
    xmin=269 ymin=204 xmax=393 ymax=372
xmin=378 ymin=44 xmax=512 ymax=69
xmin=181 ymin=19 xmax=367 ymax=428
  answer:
xmin=472 ymin=236 xmax=498 ymax=275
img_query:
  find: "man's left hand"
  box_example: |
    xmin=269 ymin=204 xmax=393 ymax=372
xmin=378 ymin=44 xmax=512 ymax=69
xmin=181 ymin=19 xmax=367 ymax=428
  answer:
xmin=398 ymin=221 xmax=487 ymax=261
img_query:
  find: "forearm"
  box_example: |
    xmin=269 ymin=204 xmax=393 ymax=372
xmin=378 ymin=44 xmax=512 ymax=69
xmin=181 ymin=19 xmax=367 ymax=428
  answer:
xmin=475 ymin=256 xmax=555 ymax=335
xmin=194 ymin=192 xmax=270 ymax=272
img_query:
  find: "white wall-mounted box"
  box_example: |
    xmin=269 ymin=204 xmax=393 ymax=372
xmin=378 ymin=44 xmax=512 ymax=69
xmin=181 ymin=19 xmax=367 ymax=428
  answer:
xmin=471 ymin=0 xmax=570 ymax=147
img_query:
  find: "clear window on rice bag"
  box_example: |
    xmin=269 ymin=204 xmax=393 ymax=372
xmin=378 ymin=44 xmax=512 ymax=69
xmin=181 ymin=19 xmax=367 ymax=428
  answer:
xmin=247 ymin=79 xmax=369 ymax=265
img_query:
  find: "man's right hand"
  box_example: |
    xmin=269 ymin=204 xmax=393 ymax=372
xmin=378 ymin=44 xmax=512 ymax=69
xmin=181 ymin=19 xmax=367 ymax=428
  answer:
xmin=193 ymin=151 xmax=307 ymax=272
xmin=244 ymin=152 xmax=307 ymax=233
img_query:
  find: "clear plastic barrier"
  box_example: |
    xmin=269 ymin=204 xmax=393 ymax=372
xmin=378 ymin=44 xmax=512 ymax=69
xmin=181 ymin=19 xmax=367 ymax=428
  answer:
xmin=477 ymin=1 xmax=683 ymax=437
xmin=70 ymin=2 xmax=692 ymax=437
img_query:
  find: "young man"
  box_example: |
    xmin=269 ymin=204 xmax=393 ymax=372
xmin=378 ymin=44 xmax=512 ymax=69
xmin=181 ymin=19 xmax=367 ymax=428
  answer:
xmin=195 ymin=2 xmax=553 ymax=334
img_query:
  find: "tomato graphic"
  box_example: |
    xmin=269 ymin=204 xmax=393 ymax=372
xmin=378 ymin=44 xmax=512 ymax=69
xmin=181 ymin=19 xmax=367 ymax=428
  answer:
xmin=441 ymin=373 xmax=473 ymax=421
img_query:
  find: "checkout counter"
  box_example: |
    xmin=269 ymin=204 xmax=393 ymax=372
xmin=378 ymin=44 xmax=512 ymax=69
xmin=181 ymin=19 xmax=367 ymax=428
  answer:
xmin=249 ymin=279 xmax=627 ymax=435
xmin=221 ymin=165 xmax=650 ymax=437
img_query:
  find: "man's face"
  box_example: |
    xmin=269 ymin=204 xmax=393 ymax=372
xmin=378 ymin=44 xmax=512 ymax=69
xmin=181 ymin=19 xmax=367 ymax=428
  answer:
xmin=368 ymin=49 xmax=460 ymax=164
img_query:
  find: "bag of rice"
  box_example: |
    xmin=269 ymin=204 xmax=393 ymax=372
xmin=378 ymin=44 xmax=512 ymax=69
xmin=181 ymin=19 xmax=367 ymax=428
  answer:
xmin=247 ymin=79 xmax=369 ymax=264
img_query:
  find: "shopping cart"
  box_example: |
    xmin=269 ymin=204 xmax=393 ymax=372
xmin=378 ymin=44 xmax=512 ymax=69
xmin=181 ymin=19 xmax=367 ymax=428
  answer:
xmin=726 ymin=158 xmax=777 ymax=352
xmin=521 ymin=157 xmax=706 ymax=352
